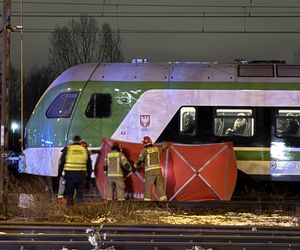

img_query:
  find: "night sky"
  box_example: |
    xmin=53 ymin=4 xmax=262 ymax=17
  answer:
xmin=3 ymin=0 xmax=300 ymax=73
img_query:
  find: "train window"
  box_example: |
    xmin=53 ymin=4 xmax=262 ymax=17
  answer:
xmin=85 ymin=93 xmax=112 ymax=118
xmin=276 ymin=110 xmax=300 ymax=137
xmin=277 ymin=65 xmax=300 ymax=77
xmin=214 ymin=109 xmax=254 ymax=137
xmin=180 ymin=107 xmax=196 ymax=135
xmin=46 ymin=92 xmax=79 ymax=118
xmin=238 ymin=65 xmax=274 ymax=77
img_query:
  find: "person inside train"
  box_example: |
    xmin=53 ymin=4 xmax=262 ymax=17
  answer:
xmin=277 ymin=113 xmax=300 ymax=136
xmin=225 ymin=113 xmax=247 ymax=135
xmin=183 ymin=113 xmax=196 ymax=134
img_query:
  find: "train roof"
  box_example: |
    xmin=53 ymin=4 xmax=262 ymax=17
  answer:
xmin=49 ymin=61 xmax=300 ymax=90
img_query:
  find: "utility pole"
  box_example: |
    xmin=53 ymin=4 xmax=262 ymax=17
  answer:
xmin=20 ymin=0 xmax=24 ymax=151
xmin=0 ymin=0 xmax=11 ymax=208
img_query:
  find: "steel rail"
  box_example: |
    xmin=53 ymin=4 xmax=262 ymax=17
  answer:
xmin=1 ymin=232 xmax=300 ymax=242
xmin=0 ymin=223 xmax=300 ymax=249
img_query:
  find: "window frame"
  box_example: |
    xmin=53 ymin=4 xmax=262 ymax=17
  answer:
xmin=275 ymin=109 xmax=300 ymax=138
xmin=46 ymin=91 xmax=79 ymax=118
xmin=179 ymin=107 xmax=196 ymax=135
xmin=214 ymin=108 xmax=254 ymax=137
xmin=85 ymin=93 xmax=112 ymax=119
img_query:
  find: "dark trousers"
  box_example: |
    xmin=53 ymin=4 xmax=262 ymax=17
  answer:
xmin=64 ymin=170 xmax=86 ymax=206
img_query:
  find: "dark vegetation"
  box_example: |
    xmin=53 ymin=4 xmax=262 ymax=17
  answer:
xmin=2 ymin=173 xmax=172 ymax=223
xmin=1 ymin=170 xmax=299 ymax=224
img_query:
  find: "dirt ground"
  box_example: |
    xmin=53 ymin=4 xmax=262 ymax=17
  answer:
xmin=1 ymin=174 xmax=299 ymax=227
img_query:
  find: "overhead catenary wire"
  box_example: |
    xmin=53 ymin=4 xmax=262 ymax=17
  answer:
xmin=8 ymin=11 xmax=300 ymax=15
xmin=10 ymin=1 xmax=300 ymax=9
xmin=5 ymin=1 xmax=300 ymax=17
xmin=3 ymin=1 xmax=300 ymax=20
xmin=7 ymin=12 xmax=300 ymax=18
xmin=3 ymin=2 xmax=300 ymax=34
xmin=21 ymin=29 xmax=300 ymax=34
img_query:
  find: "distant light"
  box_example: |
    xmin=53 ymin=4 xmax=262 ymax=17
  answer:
xmin=11 ymin=122 xmax=19 ymax=133
xmin=41 ymin=138 xmax=53 ymax=145
xmin=7 ymin=25 xmax=23 ymax=32
xmin=15 ymin=25 xmax=23 ymax=30
xmin=132 ymin=59 xmax=148 ymax=63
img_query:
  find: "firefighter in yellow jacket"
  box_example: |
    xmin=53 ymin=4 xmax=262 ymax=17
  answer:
xmin=104 ymin=142 xmax=132 ymax=201
xmin=135 ymin=136 xmax=168 ymax=201
xmin=58 ymin=135 xmax=92 ymax=206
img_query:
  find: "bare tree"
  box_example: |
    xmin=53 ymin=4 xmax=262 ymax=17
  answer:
xmin=99 ymin=23 xmax=123 ymax=63
xmin=8 ymin=66 xmax=21 ymax=151
xmin=49 ymin=15 xmax=123 ymax=73
xmin=24 ymin=64 xmax=56 ymax=123
xmin=9 ymin=66 xmax=20 ymax=122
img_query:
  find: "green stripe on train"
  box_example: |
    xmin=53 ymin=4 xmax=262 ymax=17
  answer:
xmin=235 ymin=150 xmax=300 ymax=161
xmin=117 ymin=81 xmax=300 ymax=90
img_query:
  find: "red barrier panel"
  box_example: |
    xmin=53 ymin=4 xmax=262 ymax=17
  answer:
xmin=94 ymin=138 xmax=237 ymax=202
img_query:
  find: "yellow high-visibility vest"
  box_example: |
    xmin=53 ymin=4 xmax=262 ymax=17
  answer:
xmin=64 ymin=144 xmax=88 ymax=171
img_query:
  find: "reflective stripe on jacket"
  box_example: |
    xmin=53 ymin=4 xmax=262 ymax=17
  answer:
xmin=64 ymin=144 xmax=88 ymax=171
xmin=145 ymin=147 xmax=161 ymax=172
xmin=106 ymin=151 xmax=123 ymax=177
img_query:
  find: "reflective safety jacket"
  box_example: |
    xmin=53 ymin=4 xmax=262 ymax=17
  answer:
xmin=136 ymin=145 xmax=163 ymax=171
xmin=104 ymin=150 xmax=131 ymax=177
xmin=64 ymin=144 xmax=89 ymax=171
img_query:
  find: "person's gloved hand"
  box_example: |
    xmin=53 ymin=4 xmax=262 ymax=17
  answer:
xmin=132 ymin=164 xmax=138 ymax=173
xmin=164 ymin=141 xmax=171 ymax=149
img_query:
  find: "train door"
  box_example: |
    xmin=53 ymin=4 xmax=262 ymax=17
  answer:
xmin=270 ymin=109 xmax=300 ymax=180
xmin=67 ymin=83 xmax=115 ymax=146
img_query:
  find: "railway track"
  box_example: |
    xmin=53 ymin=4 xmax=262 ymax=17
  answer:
xmin=168 ymin=198 xmax=300 ymax=210
xmin=0 ymin=222 xmax=300 ymax=250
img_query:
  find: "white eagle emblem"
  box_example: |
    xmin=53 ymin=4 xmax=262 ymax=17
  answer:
xmin=140 ymin=115 xmax=150 ymax=127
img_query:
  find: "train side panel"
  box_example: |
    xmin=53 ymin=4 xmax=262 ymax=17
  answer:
xmin=67 ymin=81 xmax=144 ymax=146
xmin=23 ymin=62 xmax=300 ymax=180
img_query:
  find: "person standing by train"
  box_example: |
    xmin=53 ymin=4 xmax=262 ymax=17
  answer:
xmin=134 ymin=136 xmax=168 ymax=202
xmin=56 ymin=143 xmax=69 ymax=206
xmin=57 ymin=139 xmax=90 ymax=205
xmin=58 ymin=135 xmax=92 ymax=206
xmin=104 ymin=142 xmax=132 ymax=201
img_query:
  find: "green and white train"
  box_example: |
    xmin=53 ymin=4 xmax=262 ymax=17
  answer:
xmin=24 ymin=61 xmax=300 ymax=181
